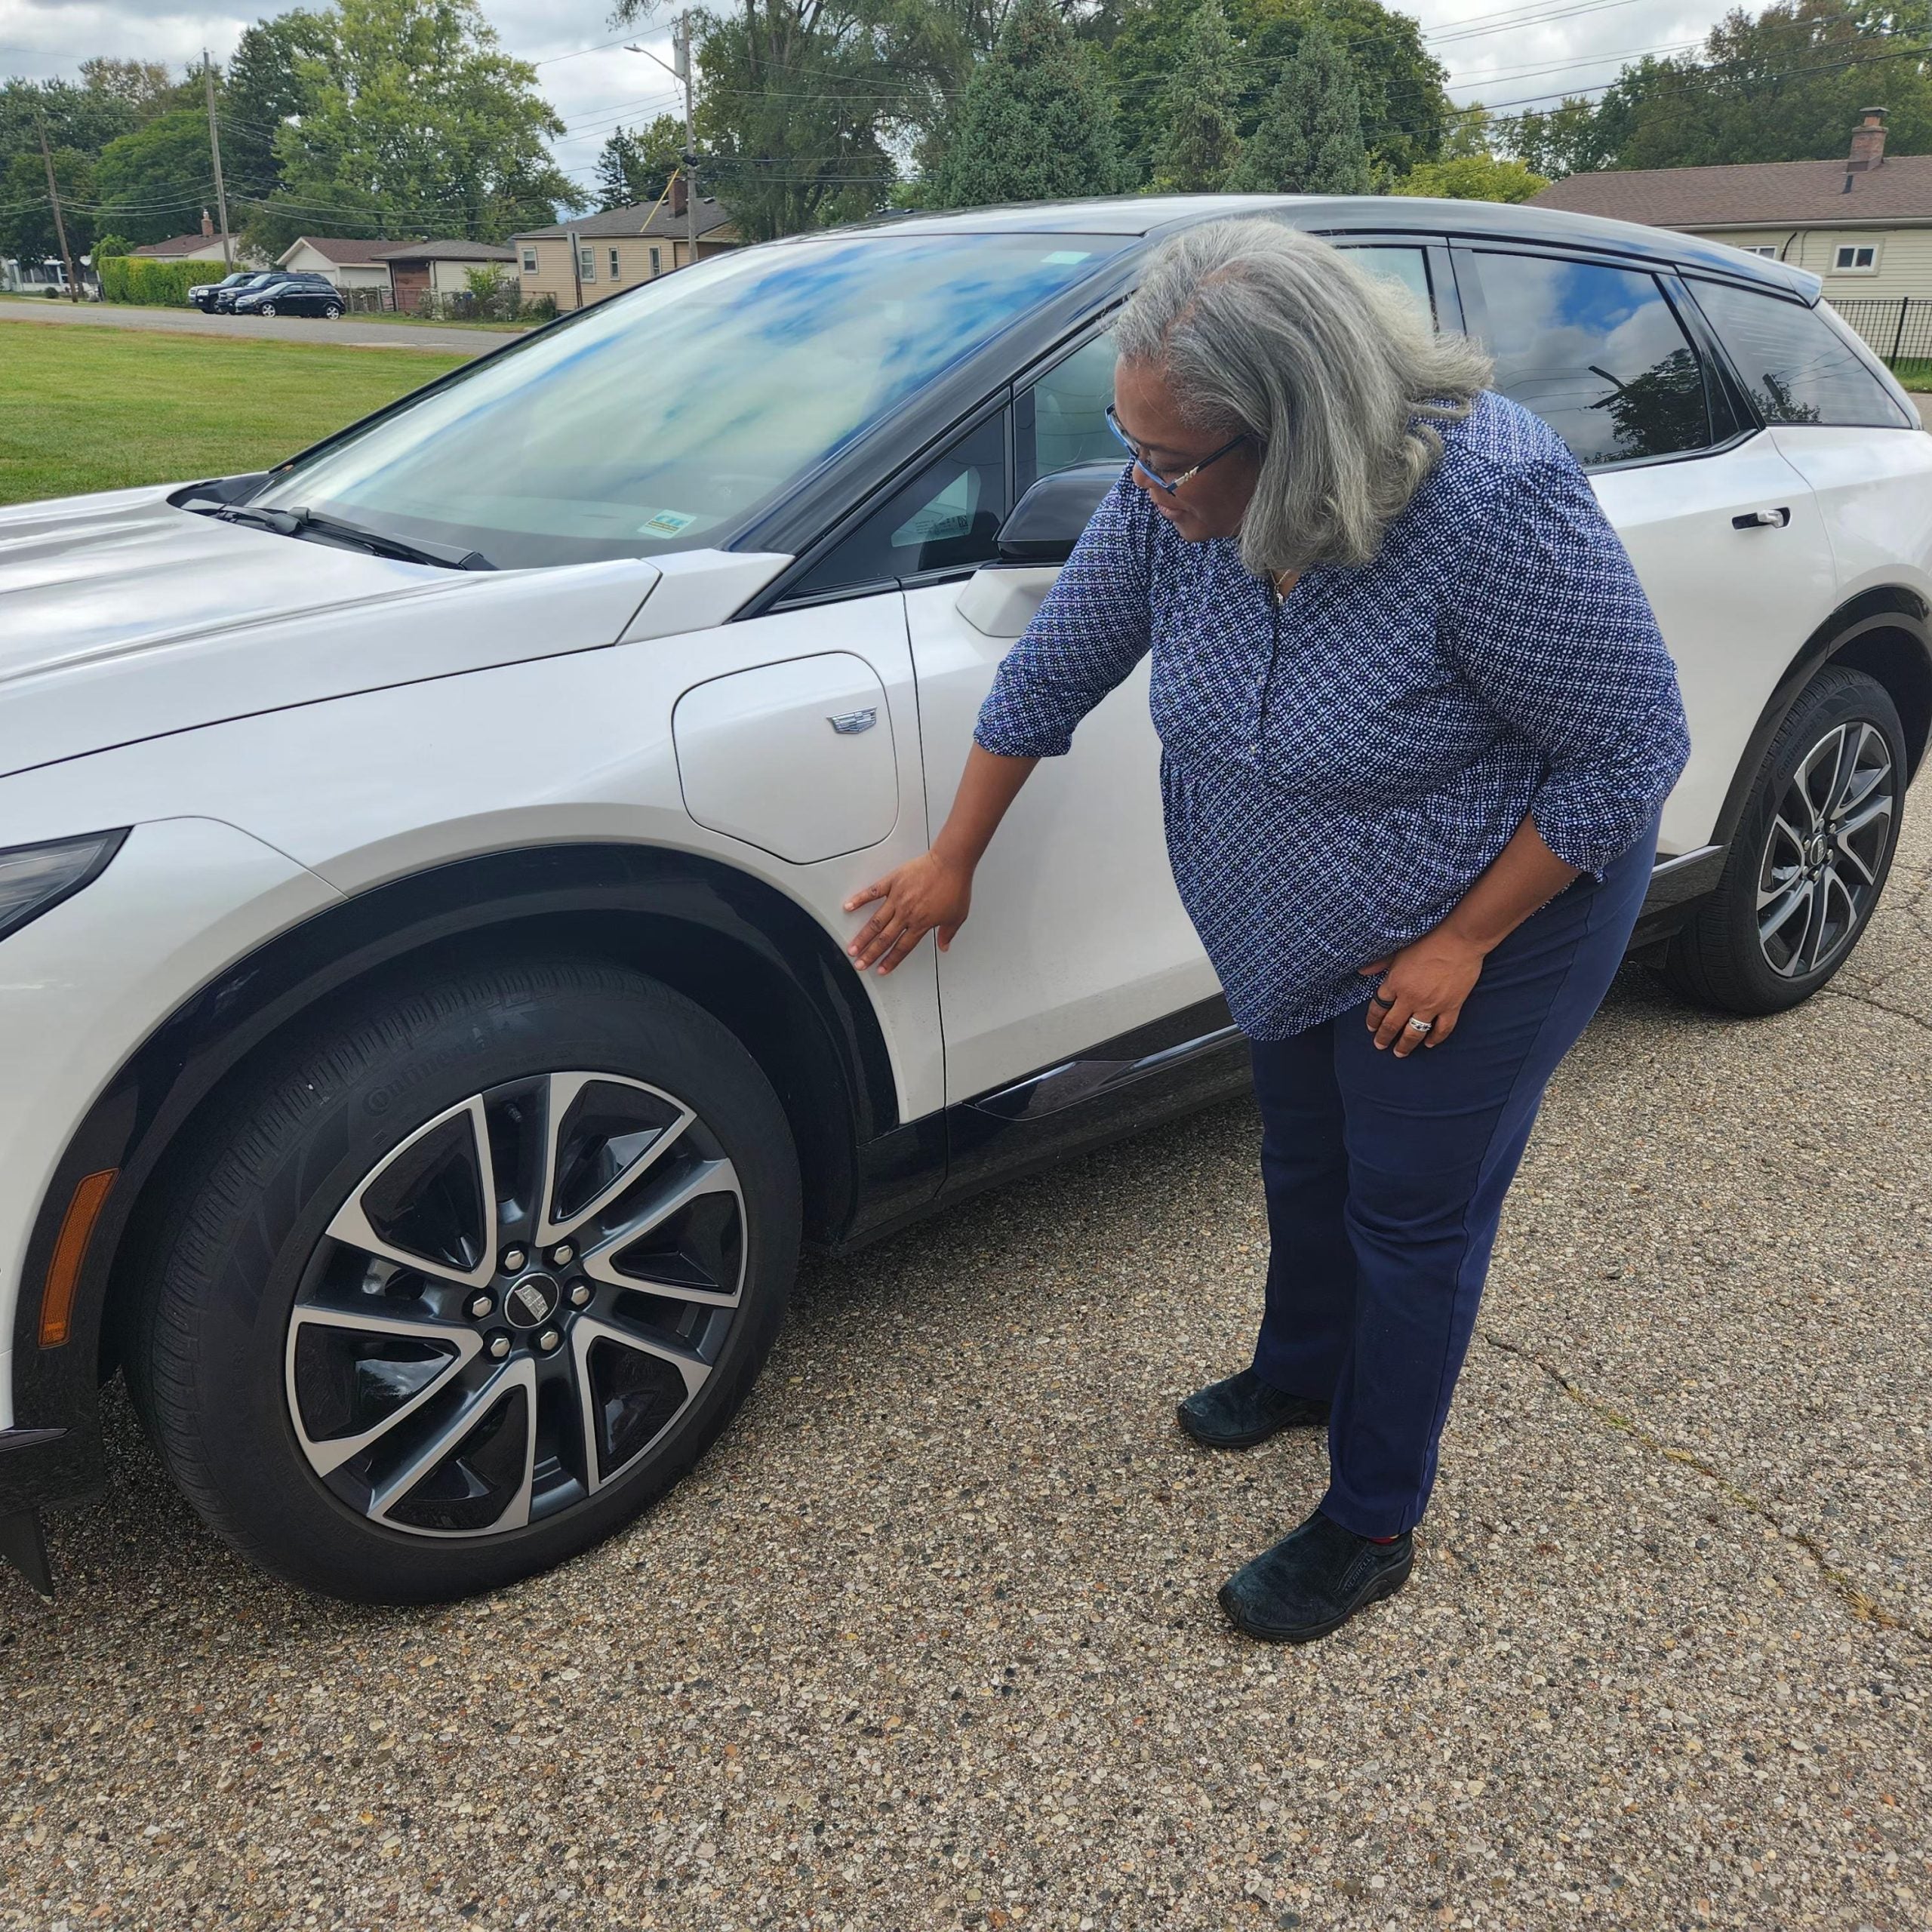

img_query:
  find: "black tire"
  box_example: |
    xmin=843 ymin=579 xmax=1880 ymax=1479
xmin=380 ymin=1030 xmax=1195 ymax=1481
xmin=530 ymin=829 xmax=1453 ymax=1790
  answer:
xmin=257 ymin=301 xmax=276 ymax=316
xmin=322 ymin=303 xmax=342 ymax=320
xmin=1666 ymin=665 xmax=1906 ymax=1014
xmin=125 ymin=958 xmax=800 ymax=1603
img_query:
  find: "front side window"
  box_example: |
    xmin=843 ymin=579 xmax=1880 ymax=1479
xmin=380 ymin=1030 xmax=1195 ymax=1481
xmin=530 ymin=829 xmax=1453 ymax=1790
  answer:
xmin=248 ymin=232 xmax=1126 ymax=569
xmin=788 ymin=414 xmax=1009 ymax=599
xmin=1339 ymin=244 xmax=1435 ymax=325
xmin=1017 ymin=330 xmax=1119 ymax=492
xmin=1468 ymin=251 xmax=1714 ymax=467
xmin=1691 ymin=278 xmax=1909 ymax=428
xmin=1833 ymin=244 xmax=1878 ymax=272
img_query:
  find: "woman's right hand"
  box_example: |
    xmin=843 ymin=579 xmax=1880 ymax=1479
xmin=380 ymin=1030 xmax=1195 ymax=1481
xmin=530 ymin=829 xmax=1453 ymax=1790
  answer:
xmin=844 ymin=850 xmax=974 ymax=975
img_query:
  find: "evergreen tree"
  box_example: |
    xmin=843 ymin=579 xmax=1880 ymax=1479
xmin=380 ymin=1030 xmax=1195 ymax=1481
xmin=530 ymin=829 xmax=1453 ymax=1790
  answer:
xmin=1229 ymin=17 xmax=1370 ymax=193
xmin=1151 ymin=0 xmax=1242 ymax=191
xmin=593 ymin=115 xmax=685 ymax=211
xmin=933 ymin=0 xmax=1124 ymax=206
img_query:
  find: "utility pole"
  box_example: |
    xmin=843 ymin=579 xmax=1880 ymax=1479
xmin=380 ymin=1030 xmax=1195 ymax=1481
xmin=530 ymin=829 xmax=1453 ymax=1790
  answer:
xmin=203 ymin=51 xmax=233 ymax=271
xmin=36 ymin=116 xmax=78 ymax=302
xmin=675 ymin=11 xmax=698 ymax=265
xmin=627 ymin=17 xmax=700 ymax=266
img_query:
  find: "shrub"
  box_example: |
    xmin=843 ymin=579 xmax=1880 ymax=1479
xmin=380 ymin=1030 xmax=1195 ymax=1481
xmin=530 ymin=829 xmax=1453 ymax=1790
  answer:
xmin=98 ymin=255 xmax=208 ymax=306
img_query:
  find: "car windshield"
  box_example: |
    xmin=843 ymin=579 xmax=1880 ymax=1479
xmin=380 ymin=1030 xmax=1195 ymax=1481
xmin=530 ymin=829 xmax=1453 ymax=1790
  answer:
xmin=248 ymin=231 xmax=1128 ymax=570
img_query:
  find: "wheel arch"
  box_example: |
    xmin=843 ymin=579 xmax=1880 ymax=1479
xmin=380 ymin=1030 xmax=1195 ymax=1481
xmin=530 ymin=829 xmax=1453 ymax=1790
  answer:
xmin=1711 ymin=586 xmax=1931 ymax=853
xmin=9 ymin=842 xmax=901 ymax=1505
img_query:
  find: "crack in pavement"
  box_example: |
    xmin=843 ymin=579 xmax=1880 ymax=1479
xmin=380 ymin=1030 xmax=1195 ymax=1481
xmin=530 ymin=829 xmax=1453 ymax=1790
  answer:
xmin=1816 ymin=983 xmax=1932 ymax=1037
xmin=1479 ymin=1331 xmax=1932 ymax=1650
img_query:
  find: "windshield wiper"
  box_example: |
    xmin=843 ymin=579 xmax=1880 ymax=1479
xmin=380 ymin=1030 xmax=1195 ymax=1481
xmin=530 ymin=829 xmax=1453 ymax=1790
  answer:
xmin=214 ymin=503 xmax=494 ymax=571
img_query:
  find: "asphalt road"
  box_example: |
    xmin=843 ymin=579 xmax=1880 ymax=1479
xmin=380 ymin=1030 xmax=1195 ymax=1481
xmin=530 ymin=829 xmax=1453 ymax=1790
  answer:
xmin=2 ymin=813 xmax=1929 ymax=1931
xmin=0 ymin=297 xmax=518 ymax=355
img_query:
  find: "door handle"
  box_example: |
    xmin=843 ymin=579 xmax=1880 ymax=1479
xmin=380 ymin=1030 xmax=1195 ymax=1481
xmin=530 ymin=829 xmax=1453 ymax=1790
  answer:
xmin=1732 ymin=507 xmax=1791 ymax=528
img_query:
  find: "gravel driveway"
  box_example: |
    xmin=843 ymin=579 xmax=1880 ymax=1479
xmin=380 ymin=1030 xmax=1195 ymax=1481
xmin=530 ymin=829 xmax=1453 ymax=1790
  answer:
xmin=0 ymin=298 xmax=517 ymax=355
xmin=3 ymin=812 xmax=1928 ymax=1932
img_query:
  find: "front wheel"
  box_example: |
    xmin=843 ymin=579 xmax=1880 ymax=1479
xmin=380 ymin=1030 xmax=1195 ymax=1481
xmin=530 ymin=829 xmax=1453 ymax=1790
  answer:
xmin=1666 ymin=665 xmax=1906 ymax=1014
xmin=256 ymin=301 xmax=276 ymax=316
xmin=127 ymin=958 xmax=801 ymax=1602
xmin=322 ymin=303 xmax=342 ymax=320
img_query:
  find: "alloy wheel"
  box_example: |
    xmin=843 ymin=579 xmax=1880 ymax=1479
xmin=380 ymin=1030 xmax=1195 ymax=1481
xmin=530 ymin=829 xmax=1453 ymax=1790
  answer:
xmin=1756 ymin=719 xmax=1895 ymax=979
xmin=285 ymin=1072 xmax=746 ymax=1539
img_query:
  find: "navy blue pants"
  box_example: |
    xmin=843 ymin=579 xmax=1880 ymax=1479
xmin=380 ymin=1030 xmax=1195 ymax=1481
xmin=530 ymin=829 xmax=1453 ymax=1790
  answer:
xmin=1247 ymin=817 xmax=1659 ymax=1539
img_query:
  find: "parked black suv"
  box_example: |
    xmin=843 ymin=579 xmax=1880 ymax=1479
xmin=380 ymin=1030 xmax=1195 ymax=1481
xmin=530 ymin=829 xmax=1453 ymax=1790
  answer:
xmin=229 ymin=273 xmax=346 ymax=319
xmin=207 ymin=273 xmax=279 ymax=313
xmin=189 ymin=271 xmax=266 ymax=312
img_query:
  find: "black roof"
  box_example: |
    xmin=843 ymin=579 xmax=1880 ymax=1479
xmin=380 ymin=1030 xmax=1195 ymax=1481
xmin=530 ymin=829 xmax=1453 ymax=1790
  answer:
xmin=823 ymin=192 xmax=1821 ymax=300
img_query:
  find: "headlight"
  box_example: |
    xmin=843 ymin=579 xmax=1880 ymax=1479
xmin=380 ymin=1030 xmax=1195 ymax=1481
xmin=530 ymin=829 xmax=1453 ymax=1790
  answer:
xmin=0 ymin=831 xmax=127 ymax=943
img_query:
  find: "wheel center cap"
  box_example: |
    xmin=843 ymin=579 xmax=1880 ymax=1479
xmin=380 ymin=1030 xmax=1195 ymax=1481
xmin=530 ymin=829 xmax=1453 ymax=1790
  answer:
xmin=1805 ymin=834 xmax=1828 ymax=870
xmin=502 ymin=1270 xmax=562 ymax=1330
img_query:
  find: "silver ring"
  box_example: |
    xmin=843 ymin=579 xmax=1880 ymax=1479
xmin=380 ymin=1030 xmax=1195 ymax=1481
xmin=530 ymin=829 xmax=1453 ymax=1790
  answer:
xmin=1404 ymin=1016 xmax=1434 ymax=1035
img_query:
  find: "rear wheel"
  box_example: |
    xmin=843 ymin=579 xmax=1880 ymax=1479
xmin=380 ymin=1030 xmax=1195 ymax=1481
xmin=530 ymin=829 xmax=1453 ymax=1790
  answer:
xmin=1666 ymin=665 xmax=1905 ymax=1014
xmin=126 ymin=958 xmax=800 ymax=1601
xmin=322 ymin=303 xmax=342 ymax=320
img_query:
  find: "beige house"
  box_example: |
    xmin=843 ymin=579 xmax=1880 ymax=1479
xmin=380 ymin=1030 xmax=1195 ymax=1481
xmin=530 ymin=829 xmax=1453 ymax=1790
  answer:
xmin=131 ymin=216 xmax=235 ymax=266
xmin=1532 ymin=110 xmax=1932 ymax=301
xmin=510 ymin=178 xmax=739 ymax=312
xmin=275 ymin=235 xmax=414 ymax=293
xmin=373 ymin=239 xmax=519 ymax=312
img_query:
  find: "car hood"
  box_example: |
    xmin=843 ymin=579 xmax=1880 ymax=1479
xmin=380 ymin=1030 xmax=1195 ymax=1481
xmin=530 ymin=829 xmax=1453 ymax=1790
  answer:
xmin=0 ymin=486 xmax=685 ymax=780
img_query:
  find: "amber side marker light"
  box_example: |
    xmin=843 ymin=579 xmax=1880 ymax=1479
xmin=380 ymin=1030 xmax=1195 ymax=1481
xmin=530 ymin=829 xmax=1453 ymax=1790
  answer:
xmin=39 ymin=1169 xmax=116 ymax=1348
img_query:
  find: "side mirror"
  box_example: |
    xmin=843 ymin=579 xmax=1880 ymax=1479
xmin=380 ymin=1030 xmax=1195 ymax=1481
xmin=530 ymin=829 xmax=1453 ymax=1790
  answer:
xmin=993 ymin=462 xmax=1122 ymax=566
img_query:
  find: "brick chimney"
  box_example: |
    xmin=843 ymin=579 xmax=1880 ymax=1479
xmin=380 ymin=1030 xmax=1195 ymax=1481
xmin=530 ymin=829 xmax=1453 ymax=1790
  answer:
xmin=200 ymin=208 xmax=213 ymax=238
xmin=669 ymin=171 xmax=688 ymax=217
xmin=1848 ymin=106 xmax=1887 ymax=173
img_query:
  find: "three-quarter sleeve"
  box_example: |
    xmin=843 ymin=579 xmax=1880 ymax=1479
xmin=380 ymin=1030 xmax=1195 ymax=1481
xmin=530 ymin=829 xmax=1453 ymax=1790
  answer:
xmin=973 ymin=472 xmax=1156 ymax=760
xmin=1446 ymin=454 xmax=1690 ymax=875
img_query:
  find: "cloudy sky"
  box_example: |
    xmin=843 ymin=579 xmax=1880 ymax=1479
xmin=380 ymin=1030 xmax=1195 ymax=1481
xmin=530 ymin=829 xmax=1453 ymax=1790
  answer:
xmin=0 ymin=0 xmax=1724 ymax=197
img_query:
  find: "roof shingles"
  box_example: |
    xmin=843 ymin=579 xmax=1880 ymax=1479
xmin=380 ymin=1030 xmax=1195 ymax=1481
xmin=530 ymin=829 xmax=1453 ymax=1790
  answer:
xmin=1531 ymin=154 xmax=1932 ymax=229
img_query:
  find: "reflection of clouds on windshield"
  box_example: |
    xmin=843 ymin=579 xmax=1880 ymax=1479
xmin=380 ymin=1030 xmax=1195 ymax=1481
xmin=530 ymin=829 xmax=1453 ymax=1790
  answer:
xmin=254 ymin=235 xmax=1118 ymax=568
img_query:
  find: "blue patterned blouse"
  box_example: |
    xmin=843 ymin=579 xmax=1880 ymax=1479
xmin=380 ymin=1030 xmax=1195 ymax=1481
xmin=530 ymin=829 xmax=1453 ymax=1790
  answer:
xmin=973 ymin=389 xmax=1692 ymax=1040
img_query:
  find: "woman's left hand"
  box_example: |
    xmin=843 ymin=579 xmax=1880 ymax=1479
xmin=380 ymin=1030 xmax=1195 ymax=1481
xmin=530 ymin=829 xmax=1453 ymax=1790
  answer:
xmin=1358 ymin=930 xmax=1487 ymax=1057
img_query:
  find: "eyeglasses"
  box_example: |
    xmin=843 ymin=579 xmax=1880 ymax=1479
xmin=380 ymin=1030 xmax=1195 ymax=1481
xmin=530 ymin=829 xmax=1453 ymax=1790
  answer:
xmin=1104 ymin=405 xmax=1251 ymax=494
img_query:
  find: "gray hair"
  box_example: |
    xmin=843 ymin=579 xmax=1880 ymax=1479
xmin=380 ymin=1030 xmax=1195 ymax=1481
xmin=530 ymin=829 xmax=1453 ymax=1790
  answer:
xmin=1114 ymin=220 xmax=1492 ymax=579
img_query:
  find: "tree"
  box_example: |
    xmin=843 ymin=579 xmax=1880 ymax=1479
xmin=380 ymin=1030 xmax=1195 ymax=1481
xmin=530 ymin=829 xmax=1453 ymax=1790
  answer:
xmin=1228 ymin=15 xmax=1369 ymax=192
xmin=1100 ymin=0 xmax=1447 ymax=189
xmin=93 ymin=109 xmax=214 ymax=246
xmin=1495 ymin=0 xmax=1932 ymax=178
xmin=223 ymin=11 xmax=334 ymax=229
xmin=931 ymin=0 xmax=1124 ymax=205
xmin=0 ymin=146 xmax=94 ymax=262
xmin=678 ymin=0 xmax=960 ymax=242
xmin=77 ymin=58 xmax=186 ymax=118
xmin=593 ymin=115 xmax=686 ymax=210
xmin=253 ymin=0 xmax=583 ymax=246
xmin=1392 ymin=152 xmax=1548 ymax=202
xmin=1150 ymin=0 xmax=1242 ymax=190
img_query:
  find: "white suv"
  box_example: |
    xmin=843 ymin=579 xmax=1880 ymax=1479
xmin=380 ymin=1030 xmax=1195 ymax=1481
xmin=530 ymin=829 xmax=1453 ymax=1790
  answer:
xmin=2 ymin=195 xmax=1924 ymax=1604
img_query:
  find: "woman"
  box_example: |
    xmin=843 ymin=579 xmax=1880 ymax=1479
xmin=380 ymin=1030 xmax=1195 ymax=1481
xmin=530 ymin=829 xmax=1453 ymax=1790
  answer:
xmin=843 ymin=220 xmax=1690 ymax=1644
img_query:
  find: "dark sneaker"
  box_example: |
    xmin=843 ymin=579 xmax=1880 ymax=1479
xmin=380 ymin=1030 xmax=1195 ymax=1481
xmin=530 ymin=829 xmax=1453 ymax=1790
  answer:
xmin=1217 ymin=1509 xmax=1414 ymax=1644
xmin=1176 ymin=1367 xmax=1329 ymax=1449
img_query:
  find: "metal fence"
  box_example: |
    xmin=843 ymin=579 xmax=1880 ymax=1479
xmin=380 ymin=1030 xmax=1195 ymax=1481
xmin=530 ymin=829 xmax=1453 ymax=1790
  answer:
xmin=1829 ymin=296 xmax=1932 ymax=373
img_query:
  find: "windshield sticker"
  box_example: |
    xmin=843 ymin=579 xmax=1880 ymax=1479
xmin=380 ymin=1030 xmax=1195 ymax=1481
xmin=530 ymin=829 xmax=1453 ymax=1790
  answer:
xmin=1041 ymin=251 xmax=1091 ymax=265
xmin=637 ymin=508 xmax=697 ymax=537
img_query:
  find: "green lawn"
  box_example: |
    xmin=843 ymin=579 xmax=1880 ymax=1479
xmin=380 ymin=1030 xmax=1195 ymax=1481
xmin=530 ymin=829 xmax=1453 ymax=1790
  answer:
xmin=1890 ymin=356 xmax=1932 ymax=392
xmin=0 ymin=326 xmax=469 ymax=506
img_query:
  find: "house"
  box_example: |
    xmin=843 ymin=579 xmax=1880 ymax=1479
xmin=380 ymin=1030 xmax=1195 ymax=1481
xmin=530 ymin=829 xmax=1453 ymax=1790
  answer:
xmin=374 ymin=239 xmax=519 ymax=312
xmin=131 ymin=213 xmax=236 ymax=265
xmin=1531 ymin=109 xmax=1932 ymax=300
xmin=509 ymin=176 xmax=739 ymax=312
xmin=275 ymin=235 xmax=419 ymax=294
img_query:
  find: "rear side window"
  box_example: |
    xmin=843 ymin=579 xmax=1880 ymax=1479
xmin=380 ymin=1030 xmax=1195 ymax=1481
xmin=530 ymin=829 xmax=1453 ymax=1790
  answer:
xmin=1467 ymin=251 xmax=1715 ymax=468
xmin=1689 ymin=279 xmax=1909 ymax=429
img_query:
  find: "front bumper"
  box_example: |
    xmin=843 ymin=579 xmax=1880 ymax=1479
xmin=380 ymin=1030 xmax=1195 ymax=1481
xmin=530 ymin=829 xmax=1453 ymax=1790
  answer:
xmin=0 ymin=817 xmax=338 ymax=1560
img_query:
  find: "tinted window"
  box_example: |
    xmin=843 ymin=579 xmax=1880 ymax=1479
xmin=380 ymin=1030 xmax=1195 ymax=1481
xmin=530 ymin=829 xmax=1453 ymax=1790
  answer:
xmin=789 ymin=414 xmax=1008 ymax=598
xmin=1691 ymin=280 xmax=1909 ymax=429
xmin=251 ymin=232 xmax=1125 ymax=569
xmin=1470 ymin=252 xmax=1712 ymax=467
xmin=1017 ymin=331 xmax=1118 ymax=492
xmin=1340 ymin=245 xmax=1434 ymax=325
